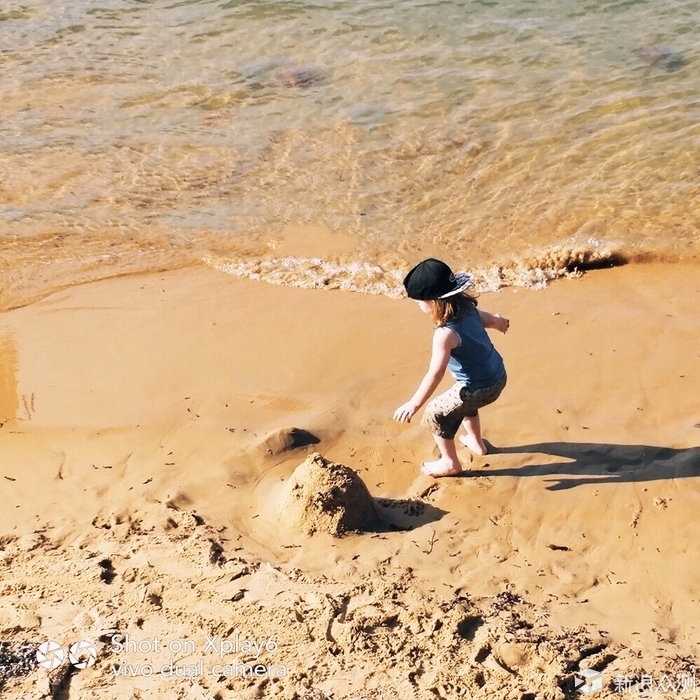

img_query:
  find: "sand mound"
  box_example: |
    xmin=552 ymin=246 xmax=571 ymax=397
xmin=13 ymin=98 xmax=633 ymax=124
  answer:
xmin=278 ymin=453 xmax=380 ymax=536
xmin=258 ymin=427 xmax=320 ymax=456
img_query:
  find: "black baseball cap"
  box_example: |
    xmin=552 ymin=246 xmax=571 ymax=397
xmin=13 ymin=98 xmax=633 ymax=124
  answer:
xmin=403 ymin=258 xmax=473 ymax=300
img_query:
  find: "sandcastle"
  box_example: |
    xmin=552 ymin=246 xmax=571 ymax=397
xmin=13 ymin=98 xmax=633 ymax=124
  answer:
xmin=278 ymin=453 xmax=380 ymax=536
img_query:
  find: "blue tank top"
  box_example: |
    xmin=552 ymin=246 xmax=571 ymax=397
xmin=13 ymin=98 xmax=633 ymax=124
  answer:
xmin=445 ymin=306 xmax=505 ymax=390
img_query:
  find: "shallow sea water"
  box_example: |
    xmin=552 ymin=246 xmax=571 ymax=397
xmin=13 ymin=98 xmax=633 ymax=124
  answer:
xmin=1 ymin=0 xmax=699 ymax=306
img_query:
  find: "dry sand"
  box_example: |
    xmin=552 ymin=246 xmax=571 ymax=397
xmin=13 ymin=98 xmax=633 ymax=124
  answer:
xmin=0 ymin=262 xmax=699 ymax=699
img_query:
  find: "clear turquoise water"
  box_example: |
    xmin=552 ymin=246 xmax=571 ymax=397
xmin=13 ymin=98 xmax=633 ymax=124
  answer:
xmin=0 ymin=0 xmax=699 ymax=305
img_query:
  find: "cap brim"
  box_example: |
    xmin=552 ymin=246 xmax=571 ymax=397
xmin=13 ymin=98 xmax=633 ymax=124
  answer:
xmin=438 ymin=272 xmax=474 ymax=298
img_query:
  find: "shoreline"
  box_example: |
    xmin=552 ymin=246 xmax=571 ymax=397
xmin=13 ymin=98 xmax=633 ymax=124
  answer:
xmin=3 ymin=238 xmax=698 ymax=316
xmin=1 ymin=261 xmax=699 ymax=698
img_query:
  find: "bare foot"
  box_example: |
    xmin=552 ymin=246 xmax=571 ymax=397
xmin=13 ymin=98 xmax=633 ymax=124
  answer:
xmin=420 ymin=458 xmax=463 ymax=477
xmin=458 ymin=434 xmax=488 ymax=456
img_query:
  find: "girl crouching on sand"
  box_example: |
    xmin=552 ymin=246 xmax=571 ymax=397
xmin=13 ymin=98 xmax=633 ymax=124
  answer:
xmin=393 ymin=258 xmax=509 ymax=477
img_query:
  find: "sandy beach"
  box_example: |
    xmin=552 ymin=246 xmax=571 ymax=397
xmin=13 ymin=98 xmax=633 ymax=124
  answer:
xmin=1 ymin=261 xmax=699 ymax=699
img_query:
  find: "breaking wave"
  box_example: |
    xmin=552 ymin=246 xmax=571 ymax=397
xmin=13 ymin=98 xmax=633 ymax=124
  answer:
xmin=203 ymin=242 xmax=629 ymax=297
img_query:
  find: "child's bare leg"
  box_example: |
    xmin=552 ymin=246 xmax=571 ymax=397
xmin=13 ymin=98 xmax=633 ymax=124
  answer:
xmin=421 ymin=434 xmax=463 ymax=477
xmin=459 ymin=413 xmax=488 ymax=456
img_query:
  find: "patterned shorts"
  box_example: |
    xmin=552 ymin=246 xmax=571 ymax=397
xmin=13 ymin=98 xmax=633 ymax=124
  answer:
xmin=421 ymin=373 xmax=507 ymax=439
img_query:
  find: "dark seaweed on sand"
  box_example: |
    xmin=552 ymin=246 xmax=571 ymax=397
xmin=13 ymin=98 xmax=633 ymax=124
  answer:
xmin=0 ymin=641 xmax=37 ymax=685
xmin=489 ymin=591 xmax=525 ymax=613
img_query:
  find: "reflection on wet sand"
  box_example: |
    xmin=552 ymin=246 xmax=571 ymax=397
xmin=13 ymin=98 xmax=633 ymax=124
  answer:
xmin=0 ymin=332 xmax=18 ymax=424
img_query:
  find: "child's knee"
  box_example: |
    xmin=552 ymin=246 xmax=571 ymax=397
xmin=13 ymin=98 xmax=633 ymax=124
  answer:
xmin=421 ymin=409 xmax=460 ymax=440
xmin=420 ymin=407 xmax=439 ymax=433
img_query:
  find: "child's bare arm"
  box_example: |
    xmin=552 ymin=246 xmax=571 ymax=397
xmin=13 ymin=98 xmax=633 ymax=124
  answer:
xmin=478 ymin=309 xmax=510 ymax=334
xmin=393 ymin=328 xmax=457 ymax=423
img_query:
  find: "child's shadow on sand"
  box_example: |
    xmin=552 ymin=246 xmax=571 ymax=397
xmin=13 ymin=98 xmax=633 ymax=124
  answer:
xmin=470 ymin=442 xmax=700 ymax=490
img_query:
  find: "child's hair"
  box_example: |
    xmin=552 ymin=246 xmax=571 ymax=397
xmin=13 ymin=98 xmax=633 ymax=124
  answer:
xmin=430 ymin=291 xmax=479 ymax=327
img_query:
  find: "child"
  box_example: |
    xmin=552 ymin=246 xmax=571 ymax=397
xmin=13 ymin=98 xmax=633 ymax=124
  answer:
xmin=393 ymin=258 xmax=509 ymax=477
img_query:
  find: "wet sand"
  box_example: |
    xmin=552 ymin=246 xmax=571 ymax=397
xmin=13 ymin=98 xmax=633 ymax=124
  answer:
xmin=0 ymin=262 xmax=699 ymax=699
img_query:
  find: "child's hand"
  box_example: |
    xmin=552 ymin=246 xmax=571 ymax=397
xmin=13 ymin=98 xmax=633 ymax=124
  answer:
xmin=494 ymin=314 xmax=510 ymax=334
xmin=393 ymin=402 xmax=418 ymax=423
